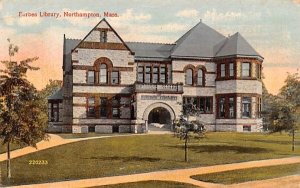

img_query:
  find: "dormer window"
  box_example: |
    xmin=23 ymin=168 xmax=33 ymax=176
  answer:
xmin=100 ymin=30 xmax=107 ymax=43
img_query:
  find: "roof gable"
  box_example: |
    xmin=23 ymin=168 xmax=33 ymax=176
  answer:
xmin=171 ymin=21 xmax=226 ymax=58
xmin=214 ymin=32 xmax=262 ymax=58
xmin=73 ymin=18 xmax=133 ymax=53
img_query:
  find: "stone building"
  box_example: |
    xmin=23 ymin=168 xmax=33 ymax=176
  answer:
xmin=48 ymin=18 xmax=263 ymax=133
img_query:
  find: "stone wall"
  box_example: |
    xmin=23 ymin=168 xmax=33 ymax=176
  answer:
xmin=95 ymin=125 xmax=112 ymax=133
xmin=216 ymin=80 xmax=262 ymax=94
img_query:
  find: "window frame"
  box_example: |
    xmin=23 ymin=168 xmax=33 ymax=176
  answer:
xmin=87 ymin=97 xmax=96 ymax=118
xmin=220 ymin=63 xmax=226 ymax=78
xmin=242 ymin=97 xmax=252 ymax=118
xmin=242 ymin=62 xmax=251 ymax=77
xmin=197 ymin=69 xmax=204 ymax=86
xmin=185 ymin=68 xmax=193 ymax=85
xmin=87 ymin=70 xmax=95 ymax=84
xmin=100 ymin=30 xmax=107 ymax=43
xmin=111 ymin=71 xmax=119 ymax=85
xmin=183 ymin=96 xmax=213 ymax=115
xmin=99 ymin=97 xmax=108 ymax=118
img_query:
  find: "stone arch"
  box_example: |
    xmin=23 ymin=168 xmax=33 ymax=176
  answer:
xmin=94 ymin=57 xmax=113 ymax=71
xmin=143 ymin=102 xmax=176 ymax=121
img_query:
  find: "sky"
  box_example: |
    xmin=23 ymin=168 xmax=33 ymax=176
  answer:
xmin=0 ymin=0 xmax=299 ymax=94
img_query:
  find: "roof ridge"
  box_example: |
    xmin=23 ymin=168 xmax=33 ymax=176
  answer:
xmin=126 ymin=41 xmax=175 ymax=45
xmin=65 ymin=38 xmax=81 ymax=40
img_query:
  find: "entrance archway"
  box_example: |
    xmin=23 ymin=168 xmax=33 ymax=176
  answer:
xmin=143 ymin=102 xmax=176 ymax=132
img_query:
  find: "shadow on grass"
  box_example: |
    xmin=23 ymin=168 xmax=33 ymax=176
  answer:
xmin=164 ymin=144 xmax=271 ymax=154
xmin=82 ymin=156 xmax=161 ymax=162
xmin=250 ymin=139 xmax=300 ymax=145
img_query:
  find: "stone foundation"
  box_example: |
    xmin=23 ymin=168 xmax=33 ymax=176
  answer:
xmin=72 ymin=125 xmax=88 ymax=133
xmin=95 ymin=125 xmax=113 ymax=133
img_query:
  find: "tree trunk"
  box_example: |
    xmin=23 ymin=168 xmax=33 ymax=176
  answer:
xmin=184 ymin=134 xmax=188 ymax=162
xmin=292 ymin=129 xmax=295 ymax=152
xmin=7 ymin=142 xmax=11 ymax=179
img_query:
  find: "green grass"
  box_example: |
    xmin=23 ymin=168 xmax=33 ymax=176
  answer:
xmin=0 ymin=142 xmax=27 ymax=154
xmin=0 ymin=132 xmax=299 ymax=186
xmin=90 ymin=180 xmax=199 ymax=188
xmin=191 ymin=163 xmax=300 ymax=184
xmin=56 ymin=133 xmax=131 ymax=139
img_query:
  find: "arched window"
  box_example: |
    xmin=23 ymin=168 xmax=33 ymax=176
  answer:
xmin=185 ymin=69 xmax=193 ymax=85
xmin=100 ymin=64 xmax=107 ymax=83
xmin=197 ymin=69 xmax=204 ymax=86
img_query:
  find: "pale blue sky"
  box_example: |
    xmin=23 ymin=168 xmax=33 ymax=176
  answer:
xmin=0 ymin=0 xmax=299 ymax=93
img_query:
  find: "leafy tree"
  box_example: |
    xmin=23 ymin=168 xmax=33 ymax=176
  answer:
xmin=0 ymin=39 xmax=48 ymax=181
xmin=39 ymin=79 xmax=62 ymax=113
xmin=175 ymin=100 xmax=206 ymax=162
xmin=263 ymin=72 xmax=299 ymax=151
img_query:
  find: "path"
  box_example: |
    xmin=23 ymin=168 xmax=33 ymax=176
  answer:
xmin=9 ymin=156 xmax=300 ymax=188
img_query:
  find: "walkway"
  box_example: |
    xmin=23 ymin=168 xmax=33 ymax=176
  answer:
xmin=1 ymin=133 xmax=300 ymax=188
xmin=9 ymin=156 xmax=300 ymax=188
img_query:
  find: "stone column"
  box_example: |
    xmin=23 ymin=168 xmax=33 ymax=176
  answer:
xmin=145 ymin=120 xmax=148 ymax=133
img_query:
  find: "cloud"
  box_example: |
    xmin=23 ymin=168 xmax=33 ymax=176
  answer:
xmin=3 ymin=14 xmax=41 ymax=26
xmin=120 ymin=9 xmax=151 ymax=21
xmin=3 ymin=15 xmax=15 ymax=26
xmin=293 ymin=0 xmax=300 ymax=4
xmin=0 ymin=0 xmax=3 ymax=10
xmin=202 ymin=9 xmax=243 ymax=22
xmin=18 ymin=16 xmax=41 ymax=26
xmin=176 ymin=9 xmax=199 ymax=18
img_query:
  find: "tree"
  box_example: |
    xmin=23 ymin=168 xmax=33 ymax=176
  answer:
xmin=0 ymin=39 xmax=48 ymax=182
xmin=39 ymin=79 xmax=62 ymax=113
xmin=263 ymin=72 xmax=299 ymax=151
xmin=175 ymin=100 xmax=206 ymax=162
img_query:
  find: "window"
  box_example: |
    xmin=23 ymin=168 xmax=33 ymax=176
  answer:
xmin=100 ymin=64 xmax=107 ymax=83
xmin=111 ymin=71 xmax=119 ymax=84
xmin=257 ymin=97 xmax=262 ymax=118
xmin=217 ymin=95 xmax=236 ymax=118
xmin=221 ymin=64 xmax=225 ymax=77
xmin=100 ymin=97 xmax=108 ymax=118
xmin=229 ymin=97 xmax=235 ymax=118
xmin=153 ymin=67 xmax=159 ymax=83
xmin=160 ymin=65 xmax=166 ymax=83
xmin=185 ymin=69 xmax=193 ymax=85
xmin=138 ymin=66 xmax=144 ymax=82
xmin=229 ymin=63 xmax=234 ymax=77
xmin=145 ymin=66 xmax=151 ymax=83
xmin=87 ymin=97 xmax=95 ymax=117
xmin=87 ymin=71 xmax=95 ymax=84
xmin=243 ymin=125 xmax=251 ymax=132
xmin=112 ymin=96 xmax=120 ymax=118
xmin=219 ymin=97 xmax=225 ymax=118
xmin=256 ymin=64 xmax=261 ymax=79
xmin=183 ymin=96 xmax=213 ymax=114
xmin=197 ymin=69 xmax=204 ymax=86
xmin=242 ymin=97 xmax=251 ymax=118
xmin=137 ymin=64 xmax=169 ymax=84
xmin=100 ymin=31 xmax=107 ymax=42
xmin=49 ymin=102 xmax=60 ymax=122
xmin=242 ymin=62 xmax=251 ymax=77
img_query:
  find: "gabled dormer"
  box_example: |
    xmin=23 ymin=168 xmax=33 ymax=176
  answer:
xmin=72 ymin=18 xmax=133 ymax=54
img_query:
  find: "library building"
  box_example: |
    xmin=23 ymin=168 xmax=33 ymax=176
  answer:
xmin=48 ymin=18 xmax=263 ymax=133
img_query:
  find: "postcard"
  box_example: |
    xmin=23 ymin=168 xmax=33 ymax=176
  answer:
xmin=0 ymin=0 xmax=299 ymax=187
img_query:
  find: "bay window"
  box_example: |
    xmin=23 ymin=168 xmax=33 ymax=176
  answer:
xmin=242 ymin=97 xmax=251 ymax=118
xmin=242 ymin=62 xmax=251 ymax=77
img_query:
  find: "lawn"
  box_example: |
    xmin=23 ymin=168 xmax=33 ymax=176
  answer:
xmin=90 ymin=180 xmax=199 ymax=188
xmin=0 ymin=132 xmax=299 ymax=186
xmin=191 ymin=163 xmax=300 ymax=184
xmin=0 ymin=142 xmax=26 ymax=154
xmin=56 ymin=133 xmax=131 ymax=139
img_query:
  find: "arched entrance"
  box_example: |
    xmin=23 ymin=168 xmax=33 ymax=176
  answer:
xmin=143 ymin=102 xmax=176 ymax=132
